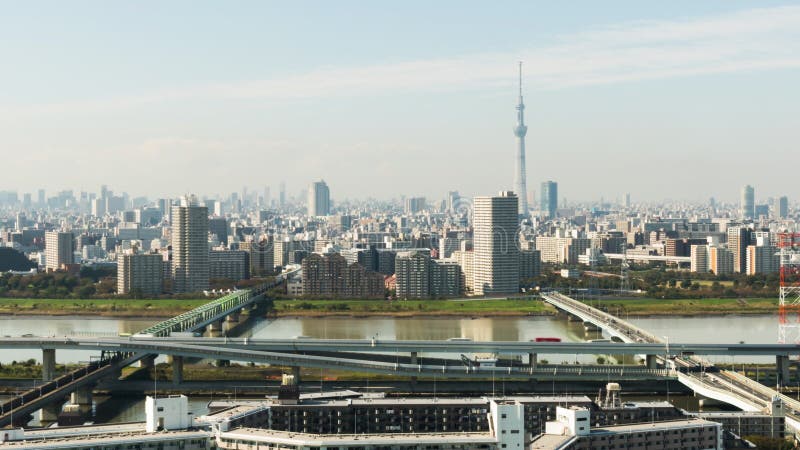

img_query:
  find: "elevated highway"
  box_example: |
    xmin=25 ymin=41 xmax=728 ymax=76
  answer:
xmin=542 ymin=291 xmax=800 ymax=432
xmin=0 ymin=338 xmax=671 ymax=381
xmin=0 ymin=273 xmax=291 ymax=427
xmin=604 ymin=253 xmax=690 ymax=264
xmin=1 ymin=336 xmax=799 ymax=358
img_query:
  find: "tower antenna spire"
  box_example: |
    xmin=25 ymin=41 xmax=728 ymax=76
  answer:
xmin=513 ymin=61 xmax=528 ymax=216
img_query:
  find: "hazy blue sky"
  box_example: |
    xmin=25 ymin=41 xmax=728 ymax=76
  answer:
xmin=1 ymin=1 xmax=798 ymax=203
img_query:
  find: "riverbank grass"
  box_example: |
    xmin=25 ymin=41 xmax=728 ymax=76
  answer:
xmin=274 ymin=298 xmax=554 ymax=317
xmin=0 ymin=298 xmax=208 ymax=317
xmin=590 ymin=297 xmax=777 ymax=315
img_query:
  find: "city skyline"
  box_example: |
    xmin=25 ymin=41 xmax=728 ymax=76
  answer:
xmin=1 ymin=1 xmax=799 ymax=201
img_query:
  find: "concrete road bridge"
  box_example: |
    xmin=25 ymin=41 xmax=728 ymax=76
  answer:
xmin=541 ymin=291 xmax=800 ymax=435
xmin=0 ymin=270 xmax=295 ymax=427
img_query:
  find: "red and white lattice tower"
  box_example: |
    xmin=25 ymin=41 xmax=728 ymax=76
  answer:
xmin=778 ymin=232 xmax=800 ymax=343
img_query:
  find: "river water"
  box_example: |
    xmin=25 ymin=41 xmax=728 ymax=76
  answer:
xmin=0 ymin=313 xmax=770 ymax=427
xmin=0 ymin=314 xmax=780 ymax=364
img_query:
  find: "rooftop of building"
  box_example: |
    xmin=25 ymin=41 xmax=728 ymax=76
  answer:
xmin=588 ymin=418 xmax=720 ymax=435
xmin=220 ymin=428 xmax=498 ymax=446
xmin=260 ymin=395 xmax=591 ymax=408
xmin=2 ymin=430 xmax=210 ymax=449
xmin=530 ymin=433 xmax=576 ymax=449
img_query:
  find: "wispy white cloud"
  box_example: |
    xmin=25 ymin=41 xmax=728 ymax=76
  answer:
xmin=4 ymin=5 xmax=800 ymax=116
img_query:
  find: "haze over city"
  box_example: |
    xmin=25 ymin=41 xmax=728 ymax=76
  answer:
xmin=4 ymin=2 xmax=800 ymax=448
xmin=1 ymin=1 xmax=799 ymax=202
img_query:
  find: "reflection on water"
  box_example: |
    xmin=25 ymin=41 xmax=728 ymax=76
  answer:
xmin=0 ymin=313 xmax=781 ymax=364
xmin=0 ymin=316 xmax=160 ymax=364
xmin=0 ymin=313 xmax=772 ymax=426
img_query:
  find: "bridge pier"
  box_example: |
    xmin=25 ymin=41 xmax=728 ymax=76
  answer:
xmin=222 ymin=313 xmax=240 ymax=333
xmin=776 ymin=355 xmax=791 ymax=387
xmin=137 ymin=354 xmax=156 ymax=369
xmin=529 ymin=353 xmax=537 ymax=369
xmin=38 ymin=403 xmax=60 ymax=427
xmin=70 ymin=387 xmax=93 ymax=414
xmin=645 ymin=354 xmax=658 ymax=369
xmin=172 ymin=356 xmax=184 ymax=385
xmin=239 ymin=305 xmax=252 ymax=317
xmin=291 ymin=366 xmax=301 ymax=383
xmin=205 ymin=320 xmax=223 ymax=337
xmin=410 ymin=351 xmax=418 ymax=384
xmin=42 ymin=348 xmax=56 ymax=381
xmin=583 ymin=321 xmax=601 ymax=332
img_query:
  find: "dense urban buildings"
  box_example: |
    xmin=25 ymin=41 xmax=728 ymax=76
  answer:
xmin=1 ymin=182 xmax=796 ymax=300
xmin=209 ymin=250 xmax=250 ymax=281
xmin=301 ymin=253 xmax=383 ymax=298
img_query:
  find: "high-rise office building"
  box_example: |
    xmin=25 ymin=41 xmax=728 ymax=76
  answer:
xmin=740 ymin=185 xmax=755 ymax=220
xmin=513 ymin=63 xmax=529 ymax=216
xmin=117 ymin=252 xmax=163 ymax=295
xmin=37 ymin=189 xmax=45 ymax=207
xmin=778 ymin=196 xmax=789 ymax=219
xmin=45 ymin=231 xmax=74 ymax=271
xmin=404 ymin=197 xmax=426 ymax=214
xmin=308 ymin=180 xmax=331 ymax=217
xmin=446 ymin=191 xmax=460 ymax=213
xmin=541 ymin=181 xmax=558 ymax=219
xmin=473 ymin=191 xmax=519 ymax=296
xmin=208 ymin=217 xmax=229 ymax=246
xmin=171 ymin=195 xmax=209 ymax=293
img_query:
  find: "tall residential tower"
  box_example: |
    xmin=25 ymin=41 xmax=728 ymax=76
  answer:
xmin=171 ymin=195 xmax=209 ymax=293
xmin=741 ymin=185 xmax=755 ymax=220
xmin=473 ymin=191 xmax=519 ymax=296
xmin=513 ymin=63 xmax=528 ymax=216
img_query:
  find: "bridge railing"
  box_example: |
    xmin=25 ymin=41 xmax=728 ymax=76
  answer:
xmin=0 ymin=277 xmax=285 ymax=422
xmin=543 ymin=292 xmax=663 ymax=344
xmin=136 ymin=278 xmax=282 ymax=337
xmin=0 ymin=352 xmax=126 ymax=417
